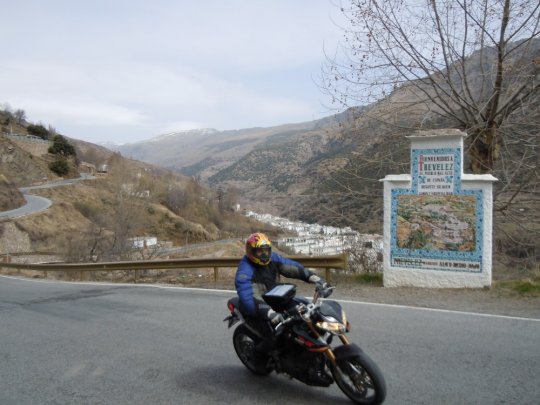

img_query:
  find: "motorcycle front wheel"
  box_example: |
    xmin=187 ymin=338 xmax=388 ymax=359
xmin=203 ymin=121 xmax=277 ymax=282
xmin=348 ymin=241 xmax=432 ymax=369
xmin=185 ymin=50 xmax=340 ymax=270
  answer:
xmin=232 ymin=325 xmax=272 ymax=376
xmin=331 ymin=352 xmax=387 ymax=405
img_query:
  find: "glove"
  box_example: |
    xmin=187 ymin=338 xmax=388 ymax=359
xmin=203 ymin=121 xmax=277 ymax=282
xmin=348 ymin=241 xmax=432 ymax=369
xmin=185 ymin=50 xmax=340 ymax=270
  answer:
xmin=309 ymin=275 xmax=333 ymax=298
xmin=310 ymin=275 xmax=328 ymax=289
xmin=267 ymin=309 xmax=284 ymax=326
xmin=316 ymin=280 xmax=333 ymax=298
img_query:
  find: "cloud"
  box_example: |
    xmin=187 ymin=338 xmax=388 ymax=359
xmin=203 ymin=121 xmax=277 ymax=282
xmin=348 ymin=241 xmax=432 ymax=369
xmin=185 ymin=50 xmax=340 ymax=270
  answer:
xmin=25 ymin=100 xmax=148 ymax=127
xmin=0 ymin=1 xmax=346 ymax=143
xmin=1 ymin=57 xmax=315 ymax=136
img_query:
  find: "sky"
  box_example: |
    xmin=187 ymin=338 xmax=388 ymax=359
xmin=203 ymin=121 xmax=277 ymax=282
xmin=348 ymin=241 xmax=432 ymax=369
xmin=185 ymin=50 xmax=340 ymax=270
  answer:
xmin=1 ymin=0 xmax=347 ymax=145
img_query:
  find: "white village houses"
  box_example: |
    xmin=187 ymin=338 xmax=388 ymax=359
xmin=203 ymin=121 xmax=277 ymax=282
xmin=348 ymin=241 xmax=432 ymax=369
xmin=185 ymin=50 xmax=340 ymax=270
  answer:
xmin=245 ymin=211 xmax=383 ymax=271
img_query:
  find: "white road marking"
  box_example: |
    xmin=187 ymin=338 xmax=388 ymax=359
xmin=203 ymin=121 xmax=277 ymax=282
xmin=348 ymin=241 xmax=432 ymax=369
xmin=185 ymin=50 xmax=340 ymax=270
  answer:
xmin=1 ymin=274 xmax=539 ymax=322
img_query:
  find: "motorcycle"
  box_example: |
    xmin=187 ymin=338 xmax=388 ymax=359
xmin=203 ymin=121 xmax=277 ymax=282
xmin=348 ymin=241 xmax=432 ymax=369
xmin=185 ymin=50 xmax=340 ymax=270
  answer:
xmin=224 ymin=283 xmax=387 ymax=404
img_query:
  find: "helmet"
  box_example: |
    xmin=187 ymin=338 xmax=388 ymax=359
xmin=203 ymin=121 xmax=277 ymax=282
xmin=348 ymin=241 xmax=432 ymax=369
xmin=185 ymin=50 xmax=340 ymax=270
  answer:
xmin=246 ymin=232 xmax=272 ymax=265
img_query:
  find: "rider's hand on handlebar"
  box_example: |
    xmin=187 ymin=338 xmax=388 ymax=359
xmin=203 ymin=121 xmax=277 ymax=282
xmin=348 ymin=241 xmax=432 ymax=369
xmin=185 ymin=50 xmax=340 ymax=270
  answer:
xmin=316 ymin=280 xmax=333 ymax=298
xmin=309 ymin=274 xmax=333 ymax=298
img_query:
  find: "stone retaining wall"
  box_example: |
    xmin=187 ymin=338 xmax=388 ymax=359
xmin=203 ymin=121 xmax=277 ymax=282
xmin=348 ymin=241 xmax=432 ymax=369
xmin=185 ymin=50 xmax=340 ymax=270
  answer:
xmin=2 ymin=134 xmax=51 ymax=156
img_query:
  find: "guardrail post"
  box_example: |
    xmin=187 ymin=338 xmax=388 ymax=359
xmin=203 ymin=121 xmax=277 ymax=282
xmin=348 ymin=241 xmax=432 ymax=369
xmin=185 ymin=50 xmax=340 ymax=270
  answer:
xmin=213 ymin=267 xmax=218 ymax=282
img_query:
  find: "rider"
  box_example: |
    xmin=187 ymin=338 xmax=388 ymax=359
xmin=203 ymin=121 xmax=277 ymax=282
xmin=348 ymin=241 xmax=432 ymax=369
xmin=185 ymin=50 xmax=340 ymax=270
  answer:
xmin=235 ymin=232 xmax=327 ymax=346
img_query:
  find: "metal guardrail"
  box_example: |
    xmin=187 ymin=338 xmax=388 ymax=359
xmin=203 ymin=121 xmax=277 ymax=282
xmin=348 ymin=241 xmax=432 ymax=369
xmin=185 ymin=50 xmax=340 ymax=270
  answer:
xmin=2 ymin=133 xmax=52 ymax=144
xmin=0 ymin=254 xmax=348 ymax=283
xmin=0 ymin=251 xmax=58 ymax=257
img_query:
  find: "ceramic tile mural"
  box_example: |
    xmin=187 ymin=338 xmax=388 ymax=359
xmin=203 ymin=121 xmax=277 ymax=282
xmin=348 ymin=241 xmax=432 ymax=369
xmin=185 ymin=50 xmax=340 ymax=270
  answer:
xmin=390 ymin=147 xmax=483 ymax=273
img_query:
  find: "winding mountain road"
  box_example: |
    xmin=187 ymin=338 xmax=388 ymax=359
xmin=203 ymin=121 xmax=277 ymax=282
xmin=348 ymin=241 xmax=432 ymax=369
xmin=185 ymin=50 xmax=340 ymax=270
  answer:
xmin=1 ymin=276 xmax=539 ymax=404
xmin=0 ymin=174 xmax=94 ymax=219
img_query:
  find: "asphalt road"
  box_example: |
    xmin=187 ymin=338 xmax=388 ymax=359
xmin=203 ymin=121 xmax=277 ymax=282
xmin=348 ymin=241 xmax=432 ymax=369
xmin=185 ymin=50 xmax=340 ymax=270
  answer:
xmin=0 ymin=175 xmax=95 ymax=219
xmin=0 ymin=194 xmax=52 ymax=219
xmin=1 ymin=276 xmax=539 ymax=405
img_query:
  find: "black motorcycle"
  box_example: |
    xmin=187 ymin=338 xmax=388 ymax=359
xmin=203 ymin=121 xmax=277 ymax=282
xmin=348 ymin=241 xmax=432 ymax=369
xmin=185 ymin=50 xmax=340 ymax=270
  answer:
xmin=224 ymin=283 xmax=387 ymax=404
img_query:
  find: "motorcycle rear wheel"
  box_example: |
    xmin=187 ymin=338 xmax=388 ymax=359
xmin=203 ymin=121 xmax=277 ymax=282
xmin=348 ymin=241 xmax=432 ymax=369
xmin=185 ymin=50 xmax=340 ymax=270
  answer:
xmin=232 ymin=325 xmax=272 ymax=376
xmin=331 ymin=352 xmax=387 ymax=405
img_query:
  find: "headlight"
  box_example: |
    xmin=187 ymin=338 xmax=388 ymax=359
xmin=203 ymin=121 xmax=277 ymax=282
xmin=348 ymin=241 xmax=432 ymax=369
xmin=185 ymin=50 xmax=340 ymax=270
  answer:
xmin=315 ymin=321 xmax=346 ymax=334
xmin=315 ymin=320 xmax=347 ymax=334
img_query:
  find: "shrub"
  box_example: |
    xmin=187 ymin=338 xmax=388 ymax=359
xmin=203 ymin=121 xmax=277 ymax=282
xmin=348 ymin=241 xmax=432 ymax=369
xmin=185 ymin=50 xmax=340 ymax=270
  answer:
xmin=49 ymin=159 xmax=69 ymax=176
xmin=49 ymin=135 xmax=75 ymax=156
xmin=355 ymin=273 xmax=383 ymax=285
xmin=27 ymin=124 xmax=50 ymax=139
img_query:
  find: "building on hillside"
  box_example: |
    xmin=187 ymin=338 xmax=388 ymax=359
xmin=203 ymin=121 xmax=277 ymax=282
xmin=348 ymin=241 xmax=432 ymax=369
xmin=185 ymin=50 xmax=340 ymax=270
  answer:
xmin=97 ymin=164 xmax=109 ymax=174
xmin=129 ymin=236 xmax=158 ymax=249
xmin=121 ymin=183 xmax=150 ymax=198
xmin=79 ymin=162 xmax=96 ymax=175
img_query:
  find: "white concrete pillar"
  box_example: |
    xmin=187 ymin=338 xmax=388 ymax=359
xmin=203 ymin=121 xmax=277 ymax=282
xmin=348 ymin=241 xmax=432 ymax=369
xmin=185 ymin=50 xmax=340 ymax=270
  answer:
xmin=381 ymin=129 xmax=497 ymax=288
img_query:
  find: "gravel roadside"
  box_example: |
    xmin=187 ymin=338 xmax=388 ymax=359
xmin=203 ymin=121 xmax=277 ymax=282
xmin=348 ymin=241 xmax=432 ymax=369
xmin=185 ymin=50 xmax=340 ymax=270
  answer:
xmin=205 ymin=280 xmax=540 ymax=320
xmin=321 ymin=284 xmax=540 ymax=320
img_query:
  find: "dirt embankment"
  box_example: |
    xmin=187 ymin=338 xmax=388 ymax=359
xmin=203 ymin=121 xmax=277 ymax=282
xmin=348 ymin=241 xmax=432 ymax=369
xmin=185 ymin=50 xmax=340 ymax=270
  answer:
xmin=0 ymin=175 xmax=25 ymax=211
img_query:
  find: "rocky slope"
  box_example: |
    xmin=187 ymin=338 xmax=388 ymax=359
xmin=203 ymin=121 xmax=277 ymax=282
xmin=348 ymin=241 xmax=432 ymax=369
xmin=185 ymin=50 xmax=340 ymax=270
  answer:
xmin=0 ymin=174 xmax=24 ymax=211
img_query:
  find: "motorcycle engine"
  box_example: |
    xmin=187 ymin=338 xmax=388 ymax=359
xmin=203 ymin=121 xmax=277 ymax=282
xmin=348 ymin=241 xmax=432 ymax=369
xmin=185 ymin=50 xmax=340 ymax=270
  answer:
xmin=280 ymin=350 xmax=332 ymax=387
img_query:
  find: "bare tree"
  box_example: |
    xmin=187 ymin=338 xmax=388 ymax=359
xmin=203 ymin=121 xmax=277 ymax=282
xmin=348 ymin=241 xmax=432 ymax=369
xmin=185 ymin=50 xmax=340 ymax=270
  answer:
xmin=319 ymin=1 xmax=540 ymax=273
xmin=61 ymin=223 xmax=109 ymax=263
xmin=217 ymin=185 xmax=239 ymax=213
xmin=324 ymin=0 xmax=540 ymax=174
xmin=102 ymin=155 xmax=151 ymax=260
xmin=13 ymin=109 xmax=26 ymax=125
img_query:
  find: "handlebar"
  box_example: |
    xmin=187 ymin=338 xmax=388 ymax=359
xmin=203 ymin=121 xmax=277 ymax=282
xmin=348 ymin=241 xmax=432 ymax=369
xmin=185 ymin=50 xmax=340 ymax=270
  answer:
xmin=313 ymin=284 xmax=334 ymax=303
xmin=273 ymin=284 xmax=335 ymax=333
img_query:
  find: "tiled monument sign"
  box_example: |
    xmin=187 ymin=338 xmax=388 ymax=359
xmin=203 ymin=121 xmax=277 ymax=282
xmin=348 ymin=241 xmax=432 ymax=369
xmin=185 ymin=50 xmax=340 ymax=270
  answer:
xmin=381 ymin=129 xmax=497 ymax=288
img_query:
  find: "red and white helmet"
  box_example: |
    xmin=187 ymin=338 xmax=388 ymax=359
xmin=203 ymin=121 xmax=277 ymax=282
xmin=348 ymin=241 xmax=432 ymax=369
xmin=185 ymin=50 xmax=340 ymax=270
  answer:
xmin=245 ymin=232 xmax=272 ymax=265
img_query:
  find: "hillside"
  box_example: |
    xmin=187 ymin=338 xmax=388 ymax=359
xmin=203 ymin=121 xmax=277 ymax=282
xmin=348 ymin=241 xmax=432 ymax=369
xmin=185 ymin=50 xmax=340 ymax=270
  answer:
xmin=0 ymin=118 xmax=273 ymax=259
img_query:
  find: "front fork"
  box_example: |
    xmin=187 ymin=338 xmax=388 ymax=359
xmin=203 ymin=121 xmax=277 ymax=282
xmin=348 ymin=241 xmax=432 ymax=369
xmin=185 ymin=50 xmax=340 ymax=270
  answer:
xmin=324 ymin=334 xmax=351 ymax=366
xmin=304 ymin=319 xmax=351 ymax=367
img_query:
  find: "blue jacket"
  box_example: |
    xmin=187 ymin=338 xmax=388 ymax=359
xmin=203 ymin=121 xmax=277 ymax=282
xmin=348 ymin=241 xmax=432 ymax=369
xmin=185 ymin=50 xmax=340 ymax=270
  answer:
xmin=235 ymin=252 xmax=314 ymax=316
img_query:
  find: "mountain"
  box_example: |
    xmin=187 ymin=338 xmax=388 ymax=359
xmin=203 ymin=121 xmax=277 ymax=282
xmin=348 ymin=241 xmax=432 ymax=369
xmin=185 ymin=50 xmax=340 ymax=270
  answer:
xmin=113 ymin=112 xmax=360 ymax=206
xmin=115 ymin=123 xmax=328 ymax=178
xmin=109 ymin=41 xmax=540 ymax=261
xmin=111 ymin=103 xmax=403 ymax=230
